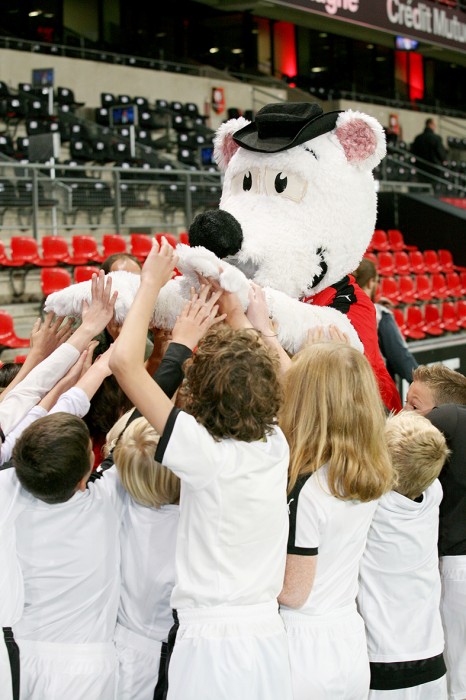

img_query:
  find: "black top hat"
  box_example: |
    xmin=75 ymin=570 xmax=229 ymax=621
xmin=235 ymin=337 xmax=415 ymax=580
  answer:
xmin=233 ymin=102 xmax=341 ymax=154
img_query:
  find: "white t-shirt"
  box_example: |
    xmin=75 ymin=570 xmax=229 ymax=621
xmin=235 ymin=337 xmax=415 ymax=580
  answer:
xmin=0 ymin=469 xmax=33 ymax=626
xmin=13 ymin=466 xmax=127 ymax=643
xmin=156 ymin=409 xmax=289 ymax=610
xmin=118 ymin=502 xmax=179 ymax=642
xmin=357 ymin=480 xmax=444 ymax=662
xmin=282 ymin=464 xmax=378 ymax=616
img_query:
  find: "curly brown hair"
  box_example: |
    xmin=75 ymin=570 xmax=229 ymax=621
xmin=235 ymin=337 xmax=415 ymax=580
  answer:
xmin=182 ymin=325 xmax=282 ymax=442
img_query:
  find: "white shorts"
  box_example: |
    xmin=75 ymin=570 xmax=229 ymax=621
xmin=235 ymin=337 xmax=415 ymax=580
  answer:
xmin=166 ymin=601 xmax=292 ymax=700
xmin=439 ymin=556 xmax=466 ymax=700
xmin=281 ymin=604 xmax=370 ymax=700
xmin=17 ymin=639 xmax=117 ymax=700
xmin=368 ymin=676 xmax=447 ymax=700
xmin=115 ymin=623 xmax=164 ymax=700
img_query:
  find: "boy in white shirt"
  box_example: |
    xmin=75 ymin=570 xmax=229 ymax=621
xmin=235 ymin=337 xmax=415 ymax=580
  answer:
xmin=110 ymin=239 xmax=293 ymax=700
xmin=0 ymin=271 xmax=117 ymax=700
xmin=358 ymin=411 xmax=450 ymax=699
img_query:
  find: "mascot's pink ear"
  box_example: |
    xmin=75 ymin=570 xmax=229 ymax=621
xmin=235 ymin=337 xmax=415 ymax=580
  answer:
xmin=213 ymin=116 xmax=250 ymax=171
xmin=335 ymin=110 xmax=387 ymax=171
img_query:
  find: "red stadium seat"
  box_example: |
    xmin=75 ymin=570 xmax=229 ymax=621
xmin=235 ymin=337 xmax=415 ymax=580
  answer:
xmin=398 ymin=276 xmax=417 ymax=304
xmin=393 ymin=308 xmax=407 ymax=337
xmin=437 ymin=249 xmax=455 ymax=273
xmin=441 ymin=302 xmax=460 ymax=332
xmin=460 ymin=272 xmax=466 ymax=296
xmin=378 ymin=277 xmax=399 ymax=304
xmin=423 ymin=304 xmax=444 ymax=336
xmin=0 ymin=240 xmax=12 ymax=267
xmin=423 ymin=250 xmax=440 ymax=274
xmin=0 ymin=310 xmax=30 ymax=349
xmin=9 ymin=236 xmax=42 ymax=267
xmin=457 ymin=300 xmax=466 ymax=329
xmin=74 ymin=266 xmax=100 ymax=283
xmin=387 ymin=229 xmax=417 ymax=251
xmin=393 ymin=251 xmax=411 ymax=276
xmin=14 ymin=354 xmax=27 ymax=363
xmin=71 ymin=235 xmax=104 ymax=264
xmin=362 ymin=252 xmax=378 ymax=267
xmin=405 ymin=305 xmax=426 ymax=340
xmin=415 ymin=274 xmax=433 ymax=302
xmin=41 ymin=267 xmax=72 ymax=296
xmin=102 ymin=234 xmax=127 ymax=258
xmin=130 ymin=233 xmax=152 ymax=261
xmin=377 ymin=252 xmax=396 ymax=277
xmin=41 ymin=236 xmax=73 ymax=265
xmin=155 ymin=233 xmax=178 ymax=249
xmin=431 ymin=273 xmax=448 ymax=300
xmin=409 ymin=251 xmax=425 ymax=274
xmin=369 ymin=229 xmax=390 ymax=252
xmin=446 ymin=272 xmax=462 ymax=298
xmin=179 ymin=231 xmax=190 ymax=246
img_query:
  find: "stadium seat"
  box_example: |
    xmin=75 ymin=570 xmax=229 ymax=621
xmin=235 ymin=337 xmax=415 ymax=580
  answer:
xmin=387 ymin=229 xmax=417 ymax=251
xmin=130 ymin=233 xmax=152 ymax=261
xmin=102 ymin=234 xmax=127 ymax=258
xmin=409 ymin=251 xmax=425 ymax=274
xmin=40 ymin=267 xmax=72 ymax=296
xmin=423 ymin=304 xmax=444 ymax=336
xmin=41 ymin=236 xmax=73 ymax=265
xmin=0 ymin=241 xmax=12 ymax=267
xmin=0 ymin=311 xmax=30 ymax=349
xmin=378 ymin=277 xmax=399 ymax=304
xmin=179 ymin=232 xmax=190 ymax=246
xmin=377 ymin=252 xmax=396 ymax=277
xmin=405 ymin=305 xmax=426 ymax=340
xmin=10 ymin=236 xmax=59 ymax=267
xmin=393 ymin=251 xmax=411 ymax=276
xmin=155 ymin=233 xmax=178 ymax=249
xmin=457 ymin=300 xmax=466 ymax=329
xmin=441 ymin=302 xmax=461 ymax=332
xmin=397 ymin=276 xmax=417 ymax=304
xmin=431 ymin=273 xmax=448 ymax=300
xmin=74 ymin=266 xmax=100 ymax=283
xmin=460 ymin=272 xmax=466 ymax=296
xmin=362 ymin=252 xmax=377 ymax=267
xmin=70 ymin=235 xmax=104 ymax=264
xmin=423 ymin=250 xmax=440 ymax=274
xmin=368 ymin=229 xmax=390 ymax=252
xmin=14 ymin=354 xmax=27 ymax=363
xmin=437 ymin=249 xmax=455 ymax=273
xmin=392 ymin=308 xmax=407 ymax=337
xmin=446 ymin=272 xmax=462 ymax=298
xmin=415 ymin=274 xmax=433 ymax=302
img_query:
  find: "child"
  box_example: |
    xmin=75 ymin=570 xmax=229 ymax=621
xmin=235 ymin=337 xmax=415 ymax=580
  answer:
xmin=0 ymin=272 xmax=117 ymax=700
xmin=358 ymin=411 xmax=450 ymax=699
xmin=110 ymin=239 xmax=293 ymax=700
xmin=104 ymin=415 xmax=180 ymax=700
xmin=278 ymin=341 xmax=394 ymax=700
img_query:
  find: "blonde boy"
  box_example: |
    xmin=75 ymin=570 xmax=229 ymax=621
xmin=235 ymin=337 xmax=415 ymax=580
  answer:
xmin=358 ymin=412 xmax=450 ymax=699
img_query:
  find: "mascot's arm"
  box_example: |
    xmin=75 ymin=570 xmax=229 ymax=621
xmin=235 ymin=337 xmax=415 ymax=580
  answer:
xmin=264 ymin=287 xmax=363 ymax=355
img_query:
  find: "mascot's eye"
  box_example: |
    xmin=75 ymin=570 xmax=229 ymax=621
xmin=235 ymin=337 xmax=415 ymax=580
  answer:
xmin=274 ymin=172 xmax=287 ymax=193
xmin=264 ymin=169 xmax=307 ymax=203
xmin=243 ymin=172 xmax=253 ymax=191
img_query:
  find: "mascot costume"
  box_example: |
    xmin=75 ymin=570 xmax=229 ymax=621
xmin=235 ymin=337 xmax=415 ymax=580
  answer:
xmin=45 ymin=102 xmax=402 ymax=412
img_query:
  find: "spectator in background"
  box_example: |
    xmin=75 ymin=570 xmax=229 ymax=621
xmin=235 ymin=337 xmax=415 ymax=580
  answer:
xmin=411 ymin=118 xmax=448 ymax=176
xmin=353 ymin=258 xmax=418 ymax=383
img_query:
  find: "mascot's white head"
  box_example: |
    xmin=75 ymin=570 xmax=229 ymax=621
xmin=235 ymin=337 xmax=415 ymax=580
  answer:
xmin=189 ymin=102 xmax=386 ymax=299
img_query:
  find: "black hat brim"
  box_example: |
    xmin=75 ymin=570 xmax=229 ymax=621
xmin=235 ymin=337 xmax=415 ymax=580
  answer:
xmin=233 ymin=110 xmax=342 ymax=154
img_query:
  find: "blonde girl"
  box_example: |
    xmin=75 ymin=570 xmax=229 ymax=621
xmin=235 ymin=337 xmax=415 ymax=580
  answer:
xmin=105 ymin=414 xmax=180 ymax=700
xmin=278 ymin=341 xmax=394 ymax=700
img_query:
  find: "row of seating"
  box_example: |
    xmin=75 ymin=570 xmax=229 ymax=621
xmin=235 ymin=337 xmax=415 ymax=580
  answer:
xmin=0 ymin=232 xmax=189 ymax=268
xmin=368 ymin=229 xmax=417 ymax=252
xmin=393 ymin=301 xmax=466 ymax=340
xmin=365 ymin=249 xmax=465 ymax=277
xmin=378 ymin=272 xmax=466 ymax=304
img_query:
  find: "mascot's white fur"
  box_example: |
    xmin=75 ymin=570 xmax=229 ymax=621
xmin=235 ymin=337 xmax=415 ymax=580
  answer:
xmin=45 ymin=102 xmax=401 ymax=410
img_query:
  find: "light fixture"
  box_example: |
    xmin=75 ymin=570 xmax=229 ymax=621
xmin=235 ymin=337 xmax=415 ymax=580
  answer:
xmin=209 ymin=47 xmax=219 ymax=54
xmin=367 ymin=44 xmax=374 ymax=49
xmin=311 ymin=66 xmax=327 ymax=73
xmin=232 ymin=48 xmax=242 ymax=54
xmin=29 ymin=10 xmax=42 ymax=17
xmin=319 ymin=32 xmax=328 ymax=38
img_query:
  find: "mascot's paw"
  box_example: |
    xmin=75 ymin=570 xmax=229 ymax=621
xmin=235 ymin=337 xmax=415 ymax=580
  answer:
xmin=44 ymin=270 xmax=140 ymax=325
xmin=176 ymin=244 xmax=222 ymax=281
xmin=218 ymin=265 xmax=250 ymax=309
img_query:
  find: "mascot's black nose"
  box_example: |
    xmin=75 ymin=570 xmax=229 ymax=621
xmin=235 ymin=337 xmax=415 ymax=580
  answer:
xmin=188 ymin=210 xmax=243 ymax=259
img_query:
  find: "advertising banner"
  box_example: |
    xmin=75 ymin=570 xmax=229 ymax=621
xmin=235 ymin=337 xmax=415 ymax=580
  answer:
xmin=272 ymin=1 xmax=466 ymax=54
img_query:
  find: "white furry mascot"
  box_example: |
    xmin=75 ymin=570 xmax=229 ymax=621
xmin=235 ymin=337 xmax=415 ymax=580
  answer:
xmin=45 ymin=102 xmax=401 ymax=412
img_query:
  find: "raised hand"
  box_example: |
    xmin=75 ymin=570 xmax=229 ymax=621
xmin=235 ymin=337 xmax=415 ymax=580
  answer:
xmin=141 ymin=237 xmax=179 ymax=290
xmin=29 ymin=312 xmax=74 ymax=361
xmin=171 ymin=284 xmax=226 ymax=350
xmin=81 ymin=270 xmax=118 ymax=336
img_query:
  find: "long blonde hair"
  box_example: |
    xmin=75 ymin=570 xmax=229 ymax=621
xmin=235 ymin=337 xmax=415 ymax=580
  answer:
xmin=107 ymin=414 xmax=180 ymax=508
xmin=280 ymin=342 xmax=394 ymax=501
